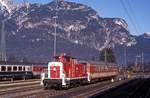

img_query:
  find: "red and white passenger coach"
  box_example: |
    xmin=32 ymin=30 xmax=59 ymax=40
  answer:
xmin=42 ymin=54 xmax=119 ymax=89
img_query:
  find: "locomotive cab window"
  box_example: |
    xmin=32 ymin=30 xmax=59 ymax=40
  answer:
xmin=54 ymin=56 xmax=59 ymax=61
xmin=65 ymin=56 xmax=70 ymax=62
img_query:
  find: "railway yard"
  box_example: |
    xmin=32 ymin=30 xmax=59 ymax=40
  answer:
xmin=0 ymin=77 xmax=149 ymax=98
xmin=0 ymin=78 xmax=131 ymax=98
xmin=0 ymin=0 xmax=149 ymax=98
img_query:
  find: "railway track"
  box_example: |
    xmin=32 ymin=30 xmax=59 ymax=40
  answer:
xmin=1 ymin=80 xmax=111 ymax=98
xmin=46 ymin=79 xmax=130 ymax=98
xmin=0 ymin=79 xmax=41 ymax=98
xmin=0 ymin=78 xmax=60 ymax=98
xmin=0 ymin=80 xmax=40 ymax=90
xmin=0 ymin=79 xmax=40 ymax=84
xmin=0 ymin=84 xmax=40 ymax=95
xmin=0 ymin=79 xmax=131 ymax=98
xmin=13 ymin=89 xmax=56 ymax=98
xmin=128 ymin=78 xmax=150 ymax=98
xmin=93 ymin=78 xmax=150 ymax=98
xmin=73 ymin=79 xmax=130 ymax=98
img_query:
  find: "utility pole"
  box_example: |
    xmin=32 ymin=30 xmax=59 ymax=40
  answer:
xmin=141 ymin=52 xmax=144 ymax=72
xmin=135 ymin=55 xmax=141 ymax=71
xmin=104 ymin=49 xmax=107 ymax=63
xmin=135 ymin=56 xmax=138 ymax=70
xmin=124 ymin=46 xmax=127 ymax=66
xmin=53 ymin=16 xmax=57 ymax=57
xmin=0 ymin=20 xmax=7 ymax=61
xmin=53 ymin=0 xmax=58 ymax=57
xmin=0 ymin=0 xmax=16 ymax=61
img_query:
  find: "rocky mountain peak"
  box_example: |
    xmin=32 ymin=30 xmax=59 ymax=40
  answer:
xmin=0 ymin=0 xmax=15 ymax=14
xmin=143 ymin=32 xmax=150 ymax=38
xmin=0 ymin=0 xmax=136 ymax=62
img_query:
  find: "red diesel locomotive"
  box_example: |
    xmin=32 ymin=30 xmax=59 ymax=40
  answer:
xmin=42 ymin=54 xmax=118 ymax=89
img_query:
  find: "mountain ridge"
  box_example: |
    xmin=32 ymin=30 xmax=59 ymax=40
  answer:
xmin=1 ymin=0 xmax=148 ymax=65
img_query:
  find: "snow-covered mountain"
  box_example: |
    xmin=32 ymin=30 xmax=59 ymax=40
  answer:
xmin=114 ymin=33 xmax=150 ymax=65
xmin=141 ymin=32 xmax=150 ymax=39
xmin=0 ymin=0 xmax=15 ymax=14
xmin=0 ymin=0 xmax=16 ymax=21
xmin=0 ymin=0 xmax=136 ymax=63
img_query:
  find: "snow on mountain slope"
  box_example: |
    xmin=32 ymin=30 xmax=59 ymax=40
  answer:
xmin=0 ymin=0 xmax=15 ymax=13
xmin=0 ymin=0 xmax=136 ymax=62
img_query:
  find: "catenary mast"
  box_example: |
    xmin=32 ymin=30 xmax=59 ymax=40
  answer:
xmin=0 ymin=19 xmax=6 ymax=61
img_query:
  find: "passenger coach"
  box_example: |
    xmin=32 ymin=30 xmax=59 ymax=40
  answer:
xmin=0 ymin=62 xmax=47 ymax=80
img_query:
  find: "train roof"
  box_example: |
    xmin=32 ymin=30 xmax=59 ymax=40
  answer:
xmin=0 ymin=61 xmax=47 ymax=66
xmin=78 ymin=60 xmax=118 ymax=66
xmin=54 ymin=55 xmax=76 ymax=59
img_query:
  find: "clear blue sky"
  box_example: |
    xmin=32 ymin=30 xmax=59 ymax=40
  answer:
xmin=15 ymin=0 xmax=150 ymax=35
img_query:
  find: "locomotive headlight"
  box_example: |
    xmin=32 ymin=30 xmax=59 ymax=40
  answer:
xmin=53 ymin=67 xmax=56 ymax=71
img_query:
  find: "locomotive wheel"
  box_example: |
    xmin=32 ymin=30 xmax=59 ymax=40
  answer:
xmin=55 ymin=85 xmax=62 ymax=90
xmin=63 ymin=85 xmax=69 ymax=90
xmin=75 ymin=82 xmax=80 ymax=87
xmin=43 ymin=83 xmax=49 ymax=90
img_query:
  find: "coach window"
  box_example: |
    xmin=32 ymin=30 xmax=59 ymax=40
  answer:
xmin=13 ymin=66 xmax=17 ymax=71
xmin=1 ymin=66 xmax=6 ymax=71
xmin=19 ymin=66 xmax=22 ymax=71
xmin=23 ymin=67 xmax=25 ymax=71
xmin=7 ymin=66 xmax=12 ymax=71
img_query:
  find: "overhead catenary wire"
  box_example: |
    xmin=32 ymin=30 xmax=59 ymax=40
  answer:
xmin=126 ymin=0 xmax=142 ymax=34
xmin=126 ymin=1 xmax=144 ymax=69
xmin=120 ymin=0 xmax=146 ymax=68
xmin=120 ymin=0 xmax=138 ymax=66
xmin=120 ymin=0 xmax=139 ymax=34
